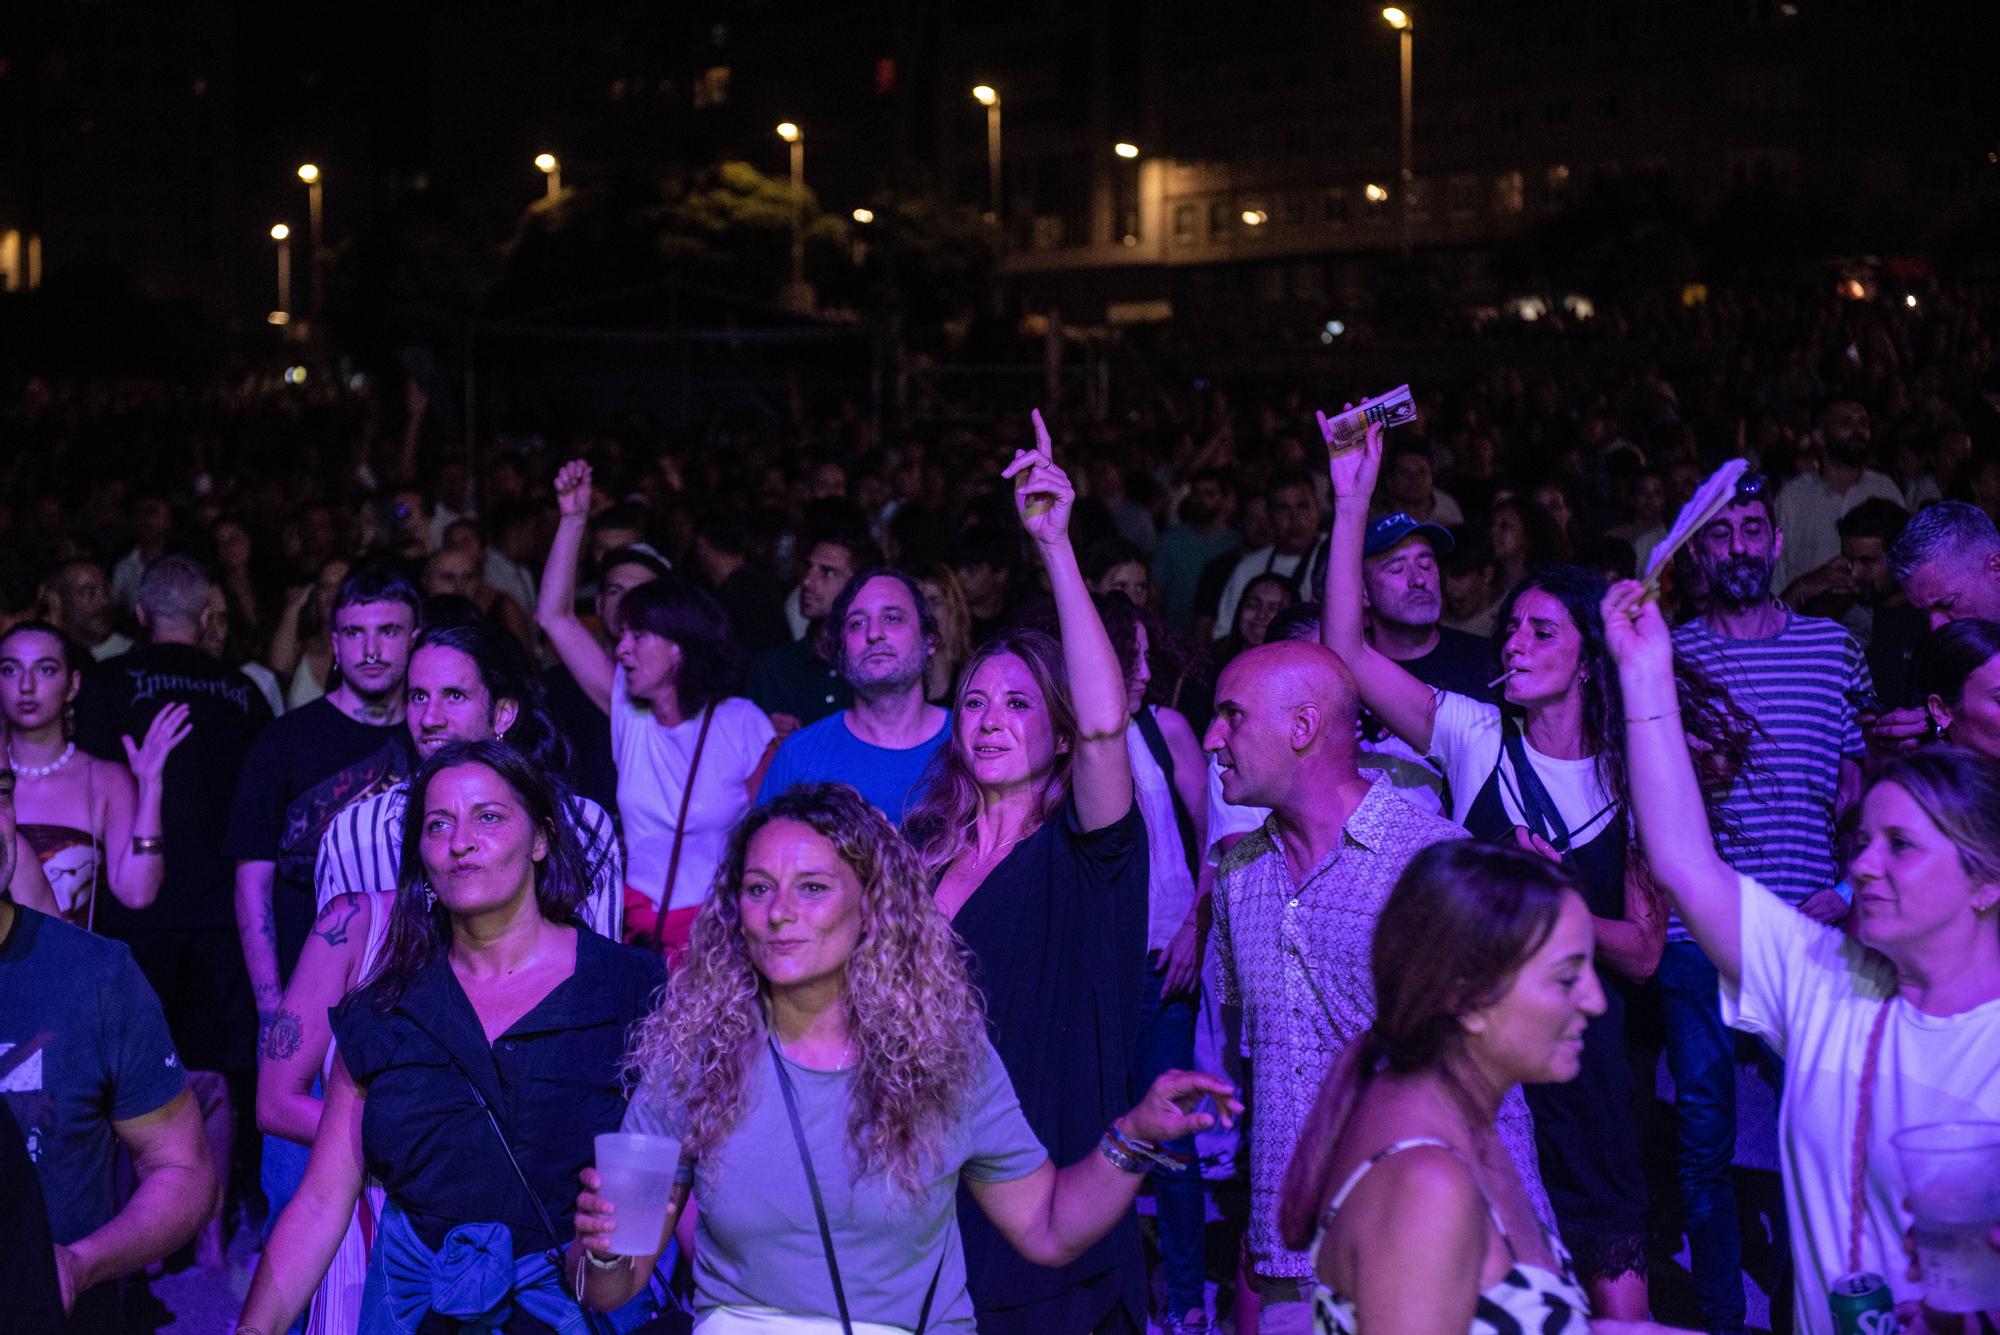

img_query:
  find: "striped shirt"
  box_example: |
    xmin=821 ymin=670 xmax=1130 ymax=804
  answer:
xmin=1671 ymin=609 xmax=1867 ymax=934
xmin=314 ymin=782 xmax=624 ymax=940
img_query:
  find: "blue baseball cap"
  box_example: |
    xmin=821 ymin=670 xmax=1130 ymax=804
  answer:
xmin=1364 ymin=512 xmax=1455 ymax=559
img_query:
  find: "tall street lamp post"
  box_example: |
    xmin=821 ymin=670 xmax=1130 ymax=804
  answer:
xmin=1382 ymin=8 xmax=1414 ymax=257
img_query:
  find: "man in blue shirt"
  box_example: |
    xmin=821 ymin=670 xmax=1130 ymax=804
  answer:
xmin=757 ymin=569 xmax=950 ymax=825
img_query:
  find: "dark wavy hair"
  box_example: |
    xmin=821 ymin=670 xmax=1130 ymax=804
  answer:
xmin=1279 ymin=840 xmax=1580 ymax=1249
xmin=331 ymin=561 xmax=424 ymax=628
xmin=618 ymin=575 xmax=744 ymax=715
xmin=411 ymin=620 xmax=569 ymax=774
xmin=817 ymin=567 xmax=939 ymax=667
xmin=1494 ymin=565 xmax=1756 ymax=831
xmin=364 ymin=740 xmax=593 ymax=1008
xmin=1924 ymin=618 xmax=2000 ymax=711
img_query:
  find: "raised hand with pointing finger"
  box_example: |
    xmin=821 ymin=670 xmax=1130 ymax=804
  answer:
xmin=1003 ymin=408 xmax=1076 ymax=547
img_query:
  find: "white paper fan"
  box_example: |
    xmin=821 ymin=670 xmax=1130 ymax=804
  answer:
xmin=1642 ymin=457 xmax=1750 ymax=592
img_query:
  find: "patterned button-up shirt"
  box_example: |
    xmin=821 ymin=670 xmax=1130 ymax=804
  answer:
xmin=1213 ymin=780 xmax=1467 ymax=1278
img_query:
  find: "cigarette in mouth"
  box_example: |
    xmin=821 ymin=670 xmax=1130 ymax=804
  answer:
xmin=1488 ymin=668 xmax=1519 ymax=689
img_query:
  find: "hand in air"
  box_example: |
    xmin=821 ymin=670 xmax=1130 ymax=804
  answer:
xmin=1319 ymin=404 xmax=1384 ymax=503
xmin=123 ymin=703 xmax=193 ymax=785
xmin=1121 ymin=1069 xmax=1242 ymax=1144
xmin=555 ymin=460 xmax=594 ymax=520
xmin=1002 ymin=409 xmax=1076 ymax=547
xmin=1599 ymin=580 xmax=1675 ymax=678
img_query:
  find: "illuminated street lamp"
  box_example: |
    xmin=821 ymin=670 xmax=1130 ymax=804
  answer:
xmin=269 ymin=224 xmax=292 ymax=324
xmin=1241 ymin=209 xmax=1268 ymax=227
xmin=296 ymin=163 xmax=324 ymax=315
xmin=972 ymin=86 xmax=1002 ymax=225
xmin=776 ymin=123 xmax=809 ymax=310
xmin=851 ymin=208 xmax=875 ymax=225
xmin=1365 ymin=182 xmax=1391 ymax=203
xmin=1381 ymin=7 xmax=1415 ymax=256
xmin=1113 ymin=141 xmax=1139 ymax=159
xmin=535 ymin=152 xmax=561 ymax=197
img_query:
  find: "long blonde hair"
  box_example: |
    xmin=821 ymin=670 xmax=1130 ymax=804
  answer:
xmin=903 ymin=628 xmax=1076 ymax=878
xmin=625 ymin=784 xmax=986 ymax=1199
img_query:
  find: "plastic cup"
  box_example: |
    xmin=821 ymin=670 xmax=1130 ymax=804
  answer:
xmin=1893 ymin=1121 xmax=2000 ymax=1314
xmin=593 ymin=1132 xmax=681 ymax=1257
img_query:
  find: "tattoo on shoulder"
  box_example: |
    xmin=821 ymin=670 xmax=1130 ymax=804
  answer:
xmin=315 ymin=895 xmax=362 ymax=947
xmin=263 ymin=1008 xmax=304 ymax=1062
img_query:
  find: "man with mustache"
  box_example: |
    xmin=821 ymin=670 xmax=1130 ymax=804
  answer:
xmin=755 ymin=568 xmax=950 ymax=825
xmin=1359 ymin=512 xmax=1492 ymax=699
xmin=1664 ymin=472 xmax=1871 ymax=1335
xmin=1771 ymin=396 xmax=1904 ymax=598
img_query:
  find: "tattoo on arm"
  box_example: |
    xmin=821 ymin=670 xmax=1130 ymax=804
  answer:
xmin=314 ymin=895 xmax=361 ymax=947
xmin=259 ymin=902 xmax=277 ymax=947
xmin=262 ymin=1008 xmax=305 ymax=1062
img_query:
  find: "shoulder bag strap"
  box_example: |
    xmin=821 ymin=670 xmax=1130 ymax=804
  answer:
xmin=650 ymin=704 xmax=717 ymax=950
xmin=768 ymin=1038 xmax=855 ymax=1335
xmin=1499 ymin=719 xmax=1575 ymax=857
xmin=1132 ymin=706 xmax=1199 ymax=878
xmin=767 ymin=1037 xmax=948 ymax=1335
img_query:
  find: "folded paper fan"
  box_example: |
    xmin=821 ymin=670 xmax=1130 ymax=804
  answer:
xmin=1642 ymin=457 xmax=1750 ymax=595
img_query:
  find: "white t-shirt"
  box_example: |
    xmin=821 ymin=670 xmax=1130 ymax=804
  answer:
xmin=1431 ymin=691 xmax=1620 ymax=844
xmin=1772 ymin=468 xmax=1906 ymax=594
xmin=1724 ymin=872 xmax=2000 ymax=1335
xmin=611 ymin=670 xmax=775 ymax=910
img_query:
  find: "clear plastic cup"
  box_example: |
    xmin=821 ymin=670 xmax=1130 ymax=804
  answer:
xmin=1892 ymin=1121 xmax=2000 ymax=1314
xmin=592 ymin=1132 xmax=682 ymax=1256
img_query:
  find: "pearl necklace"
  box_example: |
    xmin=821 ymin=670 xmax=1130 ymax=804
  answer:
xmin=11 ymin=741 xmax=76 ymax=778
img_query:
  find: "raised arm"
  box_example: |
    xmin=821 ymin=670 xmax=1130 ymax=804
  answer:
xmin=1319 ymin=415 xmax=1440 ymax=753
xmin=1601 ymin=580 xmax=1742 ymax=984
xmin=105 ymin=704 xmax=192 ymax=911
xmin=967 ymin=1069 xmax=1237 ymax=1267
xmin=1007 ymin=410 xmax=1133 ymax=832
xmin=536 ymin=460 xmax=615 ymax=714
xmin=257 ymin=893 xmax=375 ymax=1145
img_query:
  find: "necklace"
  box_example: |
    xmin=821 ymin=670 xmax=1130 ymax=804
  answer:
xmin=10 ymin=741 xmax=76 ymax=778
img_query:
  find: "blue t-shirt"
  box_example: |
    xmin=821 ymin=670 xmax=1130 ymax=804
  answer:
xmin=0 ymin=907 xmax=187 ymax=1245
xmin=756 ymin=711 xmax=950 ymax=826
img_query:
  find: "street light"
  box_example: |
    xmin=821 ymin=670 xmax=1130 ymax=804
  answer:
xmin=1381 ymin=7 xmax=1415 ymax=256
xmin=1113 ymin=141 xmax=1140 ymax=159
xmin=534 ymin=152 xmax=561 ymax=197
xmin=851 ymin=208 xmax=875 ymax=225
xmin=971 ymin=86 xmax=1002 ymax=225
xmin=296 ymin=163 xmax=324 ymax=316
xmin=1241 ymin=209 xmax=1268 ymax=226
xmin=1365 ymin=182 xmax=1391 ymax=204
xmin=776 ymin=123 xmax=809 ymax=310
xmin=269 ymin=224 xmax=292 ymax=324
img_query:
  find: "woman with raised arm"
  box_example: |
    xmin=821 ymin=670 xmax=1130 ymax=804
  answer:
xmin=570 ymin=784 xmax=1237 ymax=1332
xmin=1322 ymin=421 xmax=1750 ymax=1319
xmin=538 ymin=460 xmax=774 ymax=960
xmin=902 ymin=412 xmax=1151 ymax=1334
xmin=0 ymin=622 xmax=189 ymax=927
xmin=1604 ymin=579 xmax=2000 ymax=1335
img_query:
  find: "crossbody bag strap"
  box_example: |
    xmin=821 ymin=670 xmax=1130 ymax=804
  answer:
xmin=650 ymin=703 xmax=717 ymax=950
xmin=1132 ymin=706 xmax=1199 ymax=879
xmin=768 ymin=1037 xmax=855 ymax=1335
xmin=1499 ymin=719 xmax=1575 ymax=857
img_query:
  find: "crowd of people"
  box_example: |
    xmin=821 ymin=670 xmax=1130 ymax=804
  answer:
xmin=2 ymin=280 xmax=2000 ymax=1335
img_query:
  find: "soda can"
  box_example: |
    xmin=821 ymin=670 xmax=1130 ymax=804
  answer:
xmin=1828 ymin=1271 xmax=1898 ymax=1335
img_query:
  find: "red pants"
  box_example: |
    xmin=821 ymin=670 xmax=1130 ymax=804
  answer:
xmin=622 ymin=887 xmax=699 ymax=969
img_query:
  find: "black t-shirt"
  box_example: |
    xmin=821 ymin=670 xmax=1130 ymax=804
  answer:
xmin=746 ymin=634 xmax=851 ymax=727
xmin=0 ymin=907 xmax=186 ymax=1248
xmin=1401 ymin=626 xmax=1496 ymax=703
xmin=0 ymin=1098 xmax=64 ymax=1335
xmin=1866 ymin=602 xmax=1930 ymax=709
xmin=74 ymin=643 xmax=274 ymax=933
xmin=221 ymin=699 xmax=408 ymax=981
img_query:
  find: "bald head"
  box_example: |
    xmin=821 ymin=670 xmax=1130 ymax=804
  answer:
xmin=1206 ymin=641 xmax=1361 ymax=811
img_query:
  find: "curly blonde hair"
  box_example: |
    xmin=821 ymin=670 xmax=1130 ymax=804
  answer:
xmin=625 ymin=783 xmax=987 ymax=1200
